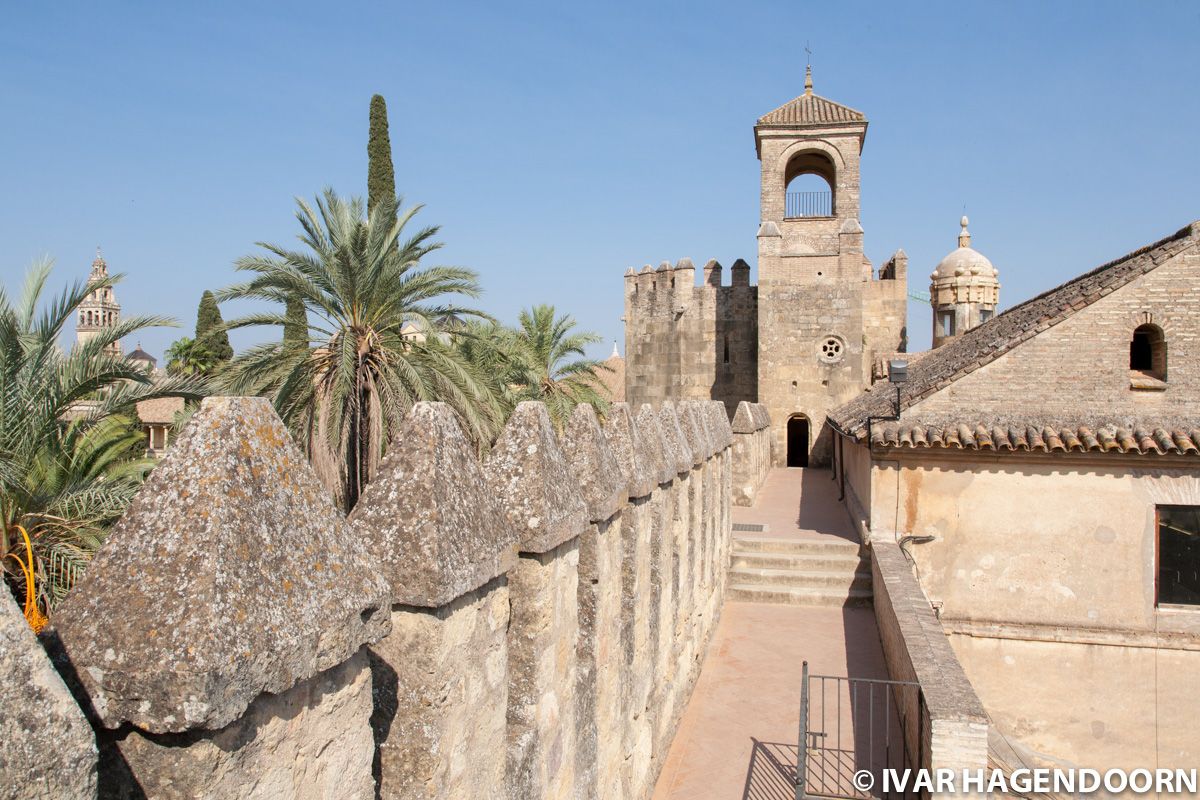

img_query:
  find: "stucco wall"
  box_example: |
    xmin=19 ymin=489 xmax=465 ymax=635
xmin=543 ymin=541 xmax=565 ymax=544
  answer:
xmin=872 ymin=448 xmax=1200 ymax=770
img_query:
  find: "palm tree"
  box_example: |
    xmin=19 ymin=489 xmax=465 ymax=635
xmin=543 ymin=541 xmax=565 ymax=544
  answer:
xmin=505 ymin=305 xmax=611 ymax=427
xmin=0 ymin=259 xmax=208 ymax=626
xmin=164 ymin=336 xmax=218 ymax=375
xmin=218 ymin=189 xmax=505 ymax=512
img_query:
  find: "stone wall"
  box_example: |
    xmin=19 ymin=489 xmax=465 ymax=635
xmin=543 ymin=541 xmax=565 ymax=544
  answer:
xmin=730 ymin=401 xmax=772 ymax=505
xmin=624 ymin=259 xmax=758 ymax=417
xmin=869 ymin=447 xmax=1200 ymax=772
xmin=22 ymin=395 xmax=733 ymax=800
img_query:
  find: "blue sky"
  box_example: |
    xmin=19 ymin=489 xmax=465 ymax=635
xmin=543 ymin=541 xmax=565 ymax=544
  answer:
xmin=2 ymin=1 xmax=1198 ymax=360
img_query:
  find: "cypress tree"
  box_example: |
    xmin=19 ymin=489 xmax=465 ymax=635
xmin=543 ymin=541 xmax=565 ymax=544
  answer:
xmin=283 ymin=294 xmax=308 ymax=351
xmin=367 ymin=94 xmax=396 ymax=223
xmin=195 ymin=290 xmax=233 ymax=362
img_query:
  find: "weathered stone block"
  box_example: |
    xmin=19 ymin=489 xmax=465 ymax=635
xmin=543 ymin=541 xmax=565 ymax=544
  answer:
xmin=371 ymin=579 xmax=509 ymax=800
xmin=487 ymin=402 xmax=589 ymax=554
xmin=0 ymin=592 xmax=96 ymax=800
xmin=350 ymin=402 xmax=515 ymax=608
xmin=560 ymin=403 xmax=626 ymax=523
xmin=506 ymin=540 xmax=580 ymax=800
xmin=54 ymin=396 xmax=391 ymax=735
xmin=575 ymin=514 xmax=624 ymax=800
xmin=101 ymin=651 xmax=374 ymax=800
xmin=604 ymin=403 xmax=656 ymax=499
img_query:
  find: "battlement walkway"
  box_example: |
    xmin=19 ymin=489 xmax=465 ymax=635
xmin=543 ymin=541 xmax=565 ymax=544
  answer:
xmin=652 ymin=468 xmax=889 ymax=800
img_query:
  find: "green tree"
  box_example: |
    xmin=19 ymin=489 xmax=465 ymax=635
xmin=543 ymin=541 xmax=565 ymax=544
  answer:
xmin=505 ymin=305 xmax=611 ymax=427
xmin=218 ymin=189 xmax=504 ymax=512
xmin=0 ymin=259 xmax=207 ymax=625
xmin=367 ymin=94 xmax=396 ymax=223
xmin=164 ymin=336 xmax=218 ymax=376
xmin=195 ymin=290 xmax=233 ymax=363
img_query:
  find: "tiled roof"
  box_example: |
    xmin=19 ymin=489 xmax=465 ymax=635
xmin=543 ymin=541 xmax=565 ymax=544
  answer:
xmin=870 ymin=420 xmax=1200 ymax=456
xmin=136 ymin=397 xmax=185 ymax=425
xmin=757 ymin=92 xmax=866 ymax=126
xmin=830 ymin=221 xmax=1200 ymax=442
xmin=595 ymin=355 xmax=625 ymax=403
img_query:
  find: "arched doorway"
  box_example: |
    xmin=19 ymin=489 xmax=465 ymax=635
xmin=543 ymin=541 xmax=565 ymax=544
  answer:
xmin=787 ymin=415 xmax=809 ymax=468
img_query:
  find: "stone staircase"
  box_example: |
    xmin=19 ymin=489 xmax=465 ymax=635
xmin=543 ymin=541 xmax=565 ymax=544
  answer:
xmin=727 ymin=536 xmax=872 ymax=606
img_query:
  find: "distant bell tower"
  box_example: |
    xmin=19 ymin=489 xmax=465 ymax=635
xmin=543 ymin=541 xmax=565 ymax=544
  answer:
xmin=929 ymin=217 xmax=1000 ymax=348
xmin=76 ymin=248 xmax=122 ymax=354
xmin=754 ymin=66 xmax=881 ymax=467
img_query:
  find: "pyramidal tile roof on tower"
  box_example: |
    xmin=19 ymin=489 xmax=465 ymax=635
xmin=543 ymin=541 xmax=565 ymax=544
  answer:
xmin=757 ymin=67 xmax=866 ymax=126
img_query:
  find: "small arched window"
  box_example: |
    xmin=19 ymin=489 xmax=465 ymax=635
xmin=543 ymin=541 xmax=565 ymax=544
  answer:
xmin=1130 ymin=324 xmax=1166 ymax=381
xmin=722 ymin=335 xmax=730 ymax=364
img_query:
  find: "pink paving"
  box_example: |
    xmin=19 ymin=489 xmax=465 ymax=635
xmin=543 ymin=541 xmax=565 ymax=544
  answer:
xmin=652 ymin=468 xmax=890 ymax=800
xmin=732 ymin=467 xmax=859 ymax=543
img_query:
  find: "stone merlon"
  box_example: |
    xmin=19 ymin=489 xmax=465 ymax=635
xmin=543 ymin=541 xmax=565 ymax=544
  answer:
xmin=350 ymin=401 xmax=517 ymax=608
xmin=603 ymin=403 xmax=657 ymax=498
xmin=560 ymin=403 xmax=627 ymax=523
xmin=486 ymin=401 xmax=589 ymax=554
xmin=53 ymin=396 xmax=392 ymax=734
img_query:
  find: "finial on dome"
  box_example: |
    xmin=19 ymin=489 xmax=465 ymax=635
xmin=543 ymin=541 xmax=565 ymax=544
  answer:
xmin=804 ymin=65 xmax=813 ymax=96
xmin=958 ymin=215 xmax=971 ymax=248
xmin=611 ymin=341 xmax=620 ymax=359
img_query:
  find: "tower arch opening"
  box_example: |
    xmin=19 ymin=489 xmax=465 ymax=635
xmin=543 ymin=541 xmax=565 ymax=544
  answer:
xmin=783 ymin=151 xmax=836 ymax=219
xmin=786 ymin=414 xmax=810 ymax=467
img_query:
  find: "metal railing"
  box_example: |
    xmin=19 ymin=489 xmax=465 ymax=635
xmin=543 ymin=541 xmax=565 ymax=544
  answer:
xmin=796 ymin=662 xmax=923 ymax=800
xmin=785 ymin=191 xmax=833 ymax=218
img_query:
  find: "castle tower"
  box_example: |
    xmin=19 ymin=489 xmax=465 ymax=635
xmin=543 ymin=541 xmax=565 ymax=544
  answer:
xmin=929 ymin=216 xmax=1000 ymax=348
xmin=76 ymin=249 xmax=122 ymax=354
xmin=754 ymin=67 xmax=884 ymax=467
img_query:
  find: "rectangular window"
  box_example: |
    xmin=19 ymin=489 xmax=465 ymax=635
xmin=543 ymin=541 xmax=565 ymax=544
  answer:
xmin=979 ymin=309 xmax=993 ymax=323
xmin=938 ymin=311 xmax=956 ymax=337
xmin=1158 ymin=505 xmax=1200 ymax=606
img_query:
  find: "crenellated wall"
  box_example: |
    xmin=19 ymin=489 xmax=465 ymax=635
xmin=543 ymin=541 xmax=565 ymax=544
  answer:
xmin=624 ymin=259 xmax=758 ymax=416
xmin=730 ymin=401 xmax=772 ymax=506
xmin=23 ymin=395 xmax=734 ymax=800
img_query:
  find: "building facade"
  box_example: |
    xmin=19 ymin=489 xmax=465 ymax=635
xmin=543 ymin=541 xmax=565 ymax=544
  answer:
xmin=830 ymin=222 xmax=1200 ymax=773
xmin=623 ymin=68 xmax=907 ymax=467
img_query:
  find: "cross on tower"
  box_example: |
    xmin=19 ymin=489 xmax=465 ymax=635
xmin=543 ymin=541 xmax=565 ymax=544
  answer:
xmin=805 ymin=42 xmax=812 ymax=67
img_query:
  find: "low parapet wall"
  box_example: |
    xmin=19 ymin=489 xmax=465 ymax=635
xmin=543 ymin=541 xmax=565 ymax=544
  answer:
xmin=21 ymin=394 xmax=734 ymax=800
xmin=731 ymin=401 xmax=771 ymax=506
xmin=869 ymin=538 xmax=989 ymax=781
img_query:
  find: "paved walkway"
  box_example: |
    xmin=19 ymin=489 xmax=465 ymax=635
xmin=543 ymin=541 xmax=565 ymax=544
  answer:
xmin=733 ymin=467 xmax=859 ymax=543
xmin=652 ymin=468 xmax=889 ymax=800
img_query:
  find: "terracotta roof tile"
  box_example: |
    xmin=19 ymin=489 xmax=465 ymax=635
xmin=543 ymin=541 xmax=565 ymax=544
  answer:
xmin=871 ymin=421 xmax=1200 ymax=456
xmin=757 ymin=93 xmax=866 ymax=126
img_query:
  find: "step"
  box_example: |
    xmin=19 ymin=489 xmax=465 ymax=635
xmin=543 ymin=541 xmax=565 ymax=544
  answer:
xmin=727 ymin=566 xmax=872 ymax=590
xmin=727 ymin=583 xmax=874 ymax=607
xmin=732 ymin=535 xmax=865 ymax=556
xmin=730 ymin=551 xmax=868 ymax=572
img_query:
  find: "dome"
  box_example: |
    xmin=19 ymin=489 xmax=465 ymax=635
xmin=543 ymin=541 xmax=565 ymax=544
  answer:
xmin=127 ymin=344 xmax=157 ymax=368
xmin=931 ymin=216 xmax=998 ymax=280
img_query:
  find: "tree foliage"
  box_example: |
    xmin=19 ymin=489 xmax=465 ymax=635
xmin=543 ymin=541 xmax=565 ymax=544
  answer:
xmin=367 ymin=94 xmax=396 ymax=224
xmin=218 ymin=189 xmax=505 ymax=512
xmin=195 ymin=290 xmax=233 ymax=362
xmin=454 ymin=305 xmax=611 ymax=429
xmin=283 ymin=294 xmax=308 ymax=351
xmin=164 ymin=336 xmax=218 ymax=376
xmin=0 ymin=259 xmax=207 ymax=623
